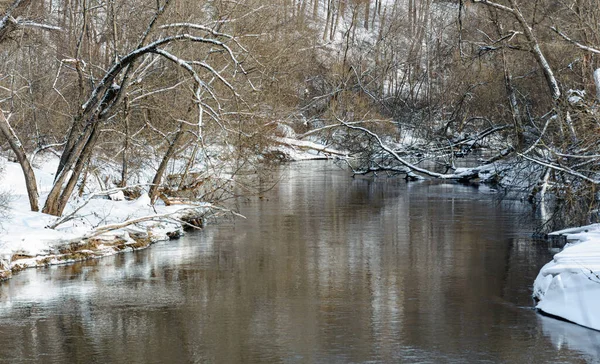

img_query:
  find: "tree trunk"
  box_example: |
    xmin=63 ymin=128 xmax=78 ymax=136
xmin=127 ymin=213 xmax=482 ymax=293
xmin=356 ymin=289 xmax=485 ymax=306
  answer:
xmin=330 ymin=0 xmax=338 ymax=41
xmin=43 ymin=121 xmax=96 ymax=216
xmin=408 ymin=0 xmax=415 ymax=36
xmin=594 ymin=68 xmax=600 ymax=102
xmin=364 ymin=0 xmax=370 ymax=30
xmin=323 ymin=0 xmax=331 ymax=40
xmin=53 ymin=123 xmax=101 ymax=216
xmin=120 ymin=96 xmax=130 ymax=187
xmin=0 ymin=111 xmax=39 ymax=211
xmin=502 ymin=49 xmax=524 ymax=147
xmin=508 ymin=0 xmax=560 ymax=100
xmin=475 ymin=0 xmax=561 ymax=100
xmin=149 ymin=129 xmax=185 ymax=204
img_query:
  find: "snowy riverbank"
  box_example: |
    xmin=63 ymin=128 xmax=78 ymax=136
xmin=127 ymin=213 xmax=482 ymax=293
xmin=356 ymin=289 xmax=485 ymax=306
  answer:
xmin=0 ymin=141 xmax=339 ymax=281
xmin=533 ymin=225 xmax=600 ymax=331
xmin=0 ymin=155 xmax=206 ymax=281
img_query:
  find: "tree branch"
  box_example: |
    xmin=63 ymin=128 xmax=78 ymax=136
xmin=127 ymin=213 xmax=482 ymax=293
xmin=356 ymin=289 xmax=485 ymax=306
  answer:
xmin=518 ymin=153 xmax=600 ymax=184
xmin=551 ymin=26 xmax=600 ymax=55
xmin=342 ymin=122 xmax=489 ymax=180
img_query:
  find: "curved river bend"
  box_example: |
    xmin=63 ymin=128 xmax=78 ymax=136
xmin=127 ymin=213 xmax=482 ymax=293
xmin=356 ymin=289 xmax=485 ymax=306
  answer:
xmin=1 ymin=162 xmax=599 ymax=363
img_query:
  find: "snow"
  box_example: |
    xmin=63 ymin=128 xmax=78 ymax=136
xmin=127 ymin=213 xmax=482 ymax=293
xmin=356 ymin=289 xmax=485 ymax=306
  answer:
xmin=272 ymin=137 xmax=348 ymax=160
xmin=594 ymin=69 xmax=600 ymax=102
xmin=533 ymin=224 xmax=600 ymax=331
xmin=0 ymin=154 xmax=206 ymax=279
xmin=0 ymin=136 xmax=336 ymax=279
xmin=567 ymin=89 xmax=585 ymax=104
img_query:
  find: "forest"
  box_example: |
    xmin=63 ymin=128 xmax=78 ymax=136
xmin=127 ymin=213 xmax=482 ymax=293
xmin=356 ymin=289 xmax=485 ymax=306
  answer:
xmin=1 ymin=0 xmax=600 ymax=230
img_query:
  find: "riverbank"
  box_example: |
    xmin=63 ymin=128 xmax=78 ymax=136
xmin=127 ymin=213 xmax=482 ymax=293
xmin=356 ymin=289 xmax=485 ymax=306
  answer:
xmin=533 ymin=225 xmax=600 ymax=331
xmin=0 ymin=155 xmax=206 ymax=282
xmin=0 ymin=142 xmax=338 ymax=282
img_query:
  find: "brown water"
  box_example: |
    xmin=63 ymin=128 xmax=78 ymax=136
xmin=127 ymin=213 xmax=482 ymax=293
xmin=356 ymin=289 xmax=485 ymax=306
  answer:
xmin=1 ymin=161 xmax=599 ymax=363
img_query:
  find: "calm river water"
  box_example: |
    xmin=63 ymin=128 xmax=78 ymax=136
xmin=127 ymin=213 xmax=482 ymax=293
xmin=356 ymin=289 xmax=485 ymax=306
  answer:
xmin=1 ymin=161 xmax=600 ymax=363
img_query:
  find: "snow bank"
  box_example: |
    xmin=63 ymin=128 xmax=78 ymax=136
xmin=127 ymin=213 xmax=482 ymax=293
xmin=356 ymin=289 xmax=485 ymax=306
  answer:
xmin=533 ymin=224 xmax=600 ymax=331
xmin=0 ymin=155 xmax=207 ymax=281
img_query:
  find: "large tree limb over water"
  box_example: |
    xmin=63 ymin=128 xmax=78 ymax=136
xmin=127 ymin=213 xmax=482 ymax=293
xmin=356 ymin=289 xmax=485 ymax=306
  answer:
xmin=341 ymin=121 xmax=505 ymax=182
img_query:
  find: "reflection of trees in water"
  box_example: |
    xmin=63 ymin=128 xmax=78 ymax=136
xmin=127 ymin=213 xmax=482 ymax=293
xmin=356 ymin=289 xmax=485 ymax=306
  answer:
xmin=0 ymin=163 xmax=588 ymax=362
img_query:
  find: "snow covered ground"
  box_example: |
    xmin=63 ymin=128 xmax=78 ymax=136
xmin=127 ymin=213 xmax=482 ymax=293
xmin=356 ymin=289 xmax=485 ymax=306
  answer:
xmin=0 ymin=139 xmax=338 ymax=281
xmin=0 ymin=154 xmax=206 ymax=280
xmin=533 ymin=225 xmax=600 ymax=331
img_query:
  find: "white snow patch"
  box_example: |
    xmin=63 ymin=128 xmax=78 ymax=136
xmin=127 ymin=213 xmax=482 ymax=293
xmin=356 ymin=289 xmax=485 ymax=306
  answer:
xmin=0 ymin=154 xmax=206 ymax=277
xmin=533 ymin=224 xmax=600 ymax=331
xmin=108 ymin=190 xmax=125 ymax=201
xmin=567 ymin=89 xmax=585 ymax=104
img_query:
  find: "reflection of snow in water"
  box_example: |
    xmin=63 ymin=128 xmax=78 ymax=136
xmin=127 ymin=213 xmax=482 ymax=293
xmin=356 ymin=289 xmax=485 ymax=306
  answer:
xmin=539 ymin=314 xmax=600 ymax=361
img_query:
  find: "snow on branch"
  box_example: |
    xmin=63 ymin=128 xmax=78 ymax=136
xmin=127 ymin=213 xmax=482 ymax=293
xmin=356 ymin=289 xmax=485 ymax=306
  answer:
xmin=160 ymin=23 xmax=248 ymax=52
xmin=0 ymin=3 xmax=61 ymax=36
xmin=473 ymin=0 xmax=561 ymax=100
xmin=207 ymin=5 xmax=267 ymax=26
xmin=551 ymin=27 xmax=600 ymax=55
xmin=297 ymin=119 xmax=395 ymax=139
xmin=472 ymin=0 xmax=515 ymax=14
xmin=82 ymin=33 xmax=242 ymax=115
xmin=518 ymin=153 xmax=600 ymax=185
xmin=83 ymin=204 xmax=244 ymax=239
xmin=85 ymin=211 xmax=189 ymax=238
xmin=153 ymin=48 xmax=220 ymax=108
xmin=341 ymin=121 xmax=490 ymax=181
xmin=130 ymin=80 xmax=187 ymax=103
xmin=272 ymin=137 xmax=348 ymax=157
xmin=431 ymin=124 xmax=512 ymax=153
xmin=14 ymin=19 xmax=62 ymax=31
xmin=0 ymin=0 xmax=24 ymax=32
xmin=188 ymin=60 xmax=237 ymax=94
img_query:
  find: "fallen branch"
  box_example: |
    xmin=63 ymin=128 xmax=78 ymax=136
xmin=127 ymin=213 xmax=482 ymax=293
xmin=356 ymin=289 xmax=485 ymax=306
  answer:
xmin=296 ymin=119 xmax=395 ymax=139
xmin=272 ymin=137 xmax=349 ymax=157
xmin=342 ymin=122 xmax=486 ymax=180
xmin=48 ymin=185 xmax=154 ymax=229
xmin=432 ymin=124 xmax=512 ymax=153
xmin=86 ymin=211 xmax=188 ymax=237
xmin=82 ymin=203 xmax=245 ymax=239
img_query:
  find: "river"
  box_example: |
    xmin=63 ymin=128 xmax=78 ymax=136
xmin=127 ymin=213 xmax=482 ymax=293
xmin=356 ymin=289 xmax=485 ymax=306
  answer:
xmin=0 ymin=161 xmax=599 ymax=363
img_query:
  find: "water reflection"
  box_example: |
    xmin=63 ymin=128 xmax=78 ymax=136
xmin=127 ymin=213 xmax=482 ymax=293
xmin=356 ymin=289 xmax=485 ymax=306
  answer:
xmin=0 ymin=161 xmax=598 ymax=363
xmin=539 ymin=315 xmax=600 ymax=362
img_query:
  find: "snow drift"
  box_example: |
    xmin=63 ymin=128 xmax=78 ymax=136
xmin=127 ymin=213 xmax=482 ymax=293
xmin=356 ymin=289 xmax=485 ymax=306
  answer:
xmin=533 ymin=225 xmax=600 ymax=331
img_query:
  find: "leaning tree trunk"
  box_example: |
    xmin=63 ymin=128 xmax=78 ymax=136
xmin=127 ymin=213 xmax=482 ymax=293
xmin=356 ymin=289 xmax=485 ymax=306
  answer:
xmin=42 ymin=121 xmax=95 ymax=216
xmin=0 ymin=111 xmax=39 ymax=211
xmin=474 ymin=0 xmax=561 ymax=100
xmin=149 ymin=129 xmax=185 ymax=204
xmin=0 ymin=0 xmax=41 ymax=212
xmin=507 ymin=0 xmax=560 ymax=100
xmin=55 ymin=124 xmax=101 ymax=216
xmin=42 ymin=120 xmax=101 ymax=217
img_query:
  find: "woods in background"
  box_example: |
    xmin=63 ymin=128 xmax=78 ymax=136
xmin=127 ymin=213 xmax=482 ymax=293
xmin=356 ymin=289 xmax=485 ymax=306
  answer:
xmin=1 ymin=0 xmax=600 ymax=230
